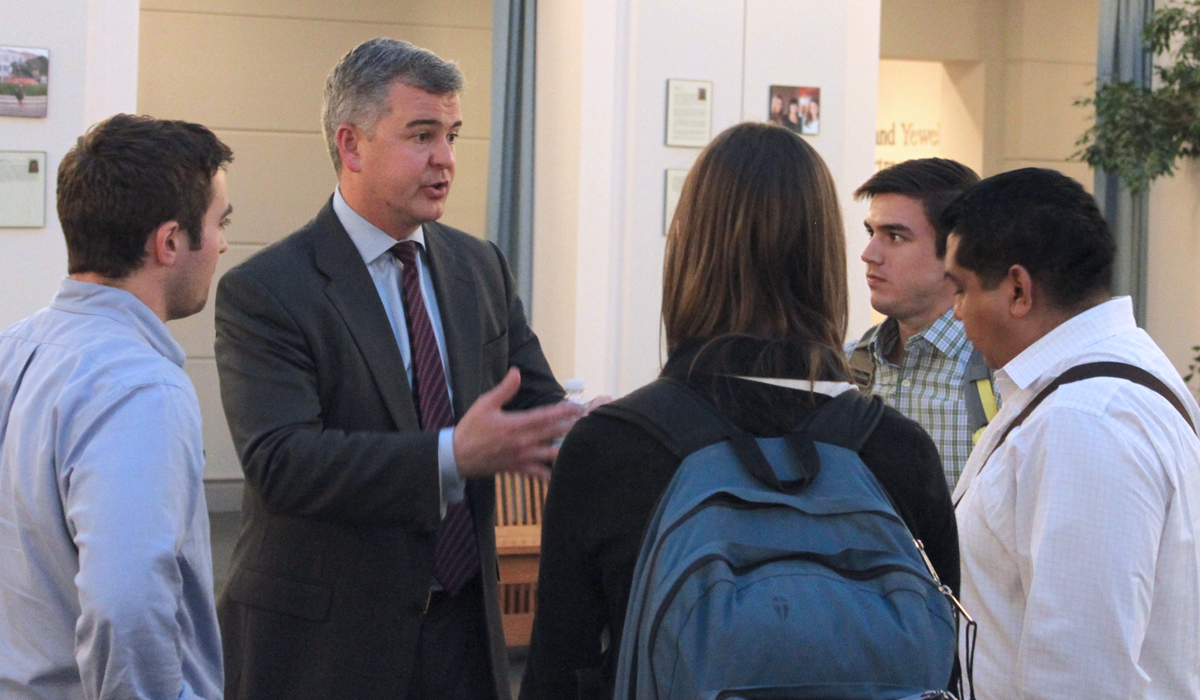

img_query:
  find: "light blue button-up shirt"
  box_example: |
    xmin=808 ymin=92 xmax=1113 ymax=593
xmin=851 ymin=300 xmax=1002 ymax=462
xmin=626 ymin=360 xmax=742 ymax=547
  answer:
xmin=0 ymin=278 xmax=222 ymax=700
xmin=333 ymin=189 xmax=465 ymax=510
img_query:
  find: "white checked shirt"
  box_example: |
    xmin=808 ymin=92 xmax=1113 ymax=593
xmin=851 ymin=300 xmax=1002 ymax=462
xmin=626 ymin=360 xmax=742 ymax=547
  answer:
xmin=954 ymin=297 xmax=1200 ymax=700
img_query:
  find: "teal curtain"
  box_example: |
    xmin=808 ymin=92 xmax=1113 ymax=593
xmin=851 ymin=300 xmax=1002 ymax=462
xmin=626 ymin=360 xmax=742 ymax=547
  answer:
xmin=486 ymin=0 xmax=537 ymax=308
xmin=1094 ymin=0 xmax=1154 ymax=325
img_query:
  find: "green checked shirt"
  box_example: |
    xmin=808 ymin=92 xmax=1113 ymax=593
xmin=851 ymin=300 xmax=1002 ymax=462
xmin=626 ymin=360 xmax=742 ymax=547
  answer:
xmin=846 ymin=309 xmax=978 ymax=489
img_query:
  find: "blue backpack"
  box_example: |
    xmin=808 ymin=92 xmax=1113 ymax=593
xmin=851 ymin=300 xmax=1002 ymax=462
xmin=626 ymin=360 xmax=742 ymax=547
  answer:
xmin=601 ymin=378 xmax=960 ymax=700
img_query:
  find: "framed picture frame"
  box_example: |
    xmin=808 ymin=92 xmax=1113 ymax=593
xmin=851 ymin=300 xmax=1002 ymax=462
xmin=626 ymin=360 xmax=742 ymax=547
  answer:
xmin=0 ymin=46 xmax=50 ymax=119
xmin=663 ymin=168 xmax=689 ymax=235
xmin=768 ymin=84 xmax=820 ymax=135
xmin=665 ymin=79 xmax=713 ymax=148
xmin=0 ymin=151 xmax=47 ymax=228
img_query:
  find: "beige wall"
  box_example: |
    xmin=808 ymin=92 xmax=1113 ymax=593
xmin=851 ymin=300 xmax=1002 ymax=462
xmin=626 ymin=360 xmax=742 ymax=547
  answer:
xmin=881 ymin=0 xmax=1098 ymax=186
xmin=876 ymin=59 xmax=985 ymax=175
xmin=531 ymin=0 xmax=883 ymax=396
xmin=882 ymin=0 xmax=1200 ymax=386
xmin=530 ymin=0 xmax=583 ymax=386
xmin=1147 ymin=160 xmax=1200 ymax=379
xmin=139 ymin=0 xmax=494 ymax=479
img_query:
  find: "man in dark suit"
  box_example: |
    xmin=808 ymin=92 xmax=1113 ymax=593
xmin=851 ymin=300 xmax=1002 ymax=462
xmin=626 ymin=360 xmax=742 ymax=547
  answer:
xmin=214 ymin=38 xmax=578 ymax=700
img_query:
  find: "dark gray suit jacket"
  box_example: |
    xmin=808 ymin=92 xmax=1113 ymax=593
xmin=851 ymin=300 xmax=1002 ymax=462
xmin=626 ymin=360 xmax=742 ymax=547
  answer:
xmin=214 ymin=200 xmax=563 ymax=699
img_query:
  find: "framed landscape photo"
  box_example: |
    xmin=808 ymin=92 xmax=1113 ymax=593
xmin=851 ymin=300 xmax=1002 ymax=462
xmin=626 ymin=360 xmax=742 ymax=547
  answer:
xmin=0 ymin=46 xmax=49 ymax=119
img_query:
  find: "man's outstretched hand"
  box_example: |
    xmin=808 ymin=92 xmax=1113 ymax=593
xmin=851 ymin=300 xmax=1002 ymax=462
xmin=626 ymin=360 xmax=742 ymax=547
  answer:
xmin=453 ymin=368 xmax=583 ymax=481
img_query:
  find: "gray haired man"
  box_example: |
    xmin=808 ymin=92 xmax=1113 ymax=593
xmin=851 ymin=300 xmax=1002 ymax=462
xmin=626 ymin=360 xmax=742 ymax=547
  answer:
xmin=214 ymin=39 xmax=576 ymax=700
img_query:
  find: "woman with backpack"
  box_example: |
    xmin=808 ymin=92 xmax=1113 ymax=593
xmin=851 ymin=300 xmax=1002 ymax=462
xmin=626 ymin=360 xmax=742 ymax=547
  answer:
xmin=520 ymin=122 xmax=960 ymax=700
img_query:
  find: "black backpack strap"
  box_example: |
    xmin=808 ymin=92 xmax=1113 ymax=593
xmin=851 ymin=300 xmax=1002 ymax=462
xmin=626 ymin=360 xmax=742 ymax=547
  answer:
xmin=739 ymin=389 xmax=888 ymax=496
xmin=966 ymin=362 xmax=1197 ymax=500
xmin=594 ymin=377 xmax=888 ymax=495
xmin=590 ymin=377 xmax=735 ymax=460
xmin=596 ymin=377 xmax=888 ymax=455
xmin=804 ymin=389 xmax=887 ymax=452
xmin=847 ymin=325 xmax=880 ymax=392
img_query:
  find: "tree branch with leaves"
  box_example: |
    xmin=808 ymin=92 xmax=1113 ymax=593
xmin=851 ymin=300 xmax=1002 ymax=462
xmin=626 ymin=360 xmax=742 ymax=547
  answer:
xmin=1076 ymin=0 xmax=1200 ymax=194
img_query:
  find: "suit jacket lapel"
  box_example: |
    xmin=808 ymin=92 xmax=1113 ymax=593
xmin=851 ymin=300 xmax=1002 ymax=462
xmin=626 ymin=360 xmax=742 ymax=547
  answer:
xmin=424 ymin=221 xmax=481 ymax=421
xmin=312 ymin=201 xmax=420 ymax=430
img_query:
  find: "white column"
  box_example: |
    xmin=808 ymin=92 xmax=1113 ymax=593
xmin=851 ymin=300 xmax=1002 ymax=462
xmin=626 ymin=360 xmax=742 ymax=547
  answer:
xmin=534 ymin=0 xmax=881 ymax=397
xmin=0 ymin=0 xmax=139 ymax=330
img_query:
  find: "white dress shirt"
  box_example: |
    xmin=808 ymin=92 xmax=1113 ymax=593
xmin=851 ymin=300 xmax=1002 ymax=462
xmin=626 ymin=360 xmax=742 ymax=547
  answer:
xmin=954 ymin=297 xmax=1200 ymax=700
xmin=0 ymin=279 xmax=221 ymax=700
xmin=333 ymin=189 xmax=465 ymax=511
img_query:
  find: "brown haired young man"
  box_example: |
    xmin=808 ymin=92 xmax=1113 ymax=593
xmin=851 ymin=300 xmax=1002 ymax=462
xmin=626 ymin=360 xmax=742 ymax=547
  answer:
xmin=0 ymin=114 xmax=232 ymax=699
xmin=846 ymin=157 xmax=985 ymax=489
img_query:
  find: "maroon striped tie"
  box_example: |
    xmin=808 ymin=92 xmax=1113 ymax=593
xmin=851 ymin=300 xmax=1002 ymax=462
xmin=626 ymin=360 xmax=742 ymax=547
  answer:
xmin=391 ymin=240 xmax=478 ymax=595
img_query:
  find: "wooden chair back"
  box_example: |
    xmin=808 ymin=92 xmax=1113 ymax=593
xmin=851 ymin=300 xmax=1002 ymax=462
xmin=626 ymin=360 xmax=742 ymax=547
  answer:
xmin=493 ymin=473 xmax=548 ymax=647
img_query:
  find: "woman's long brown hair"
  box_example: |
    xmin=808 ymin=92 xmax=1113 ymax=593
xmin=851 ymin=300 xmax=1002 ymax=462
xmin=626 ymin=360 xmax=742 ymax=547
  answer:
xmin=661 ymin=122 xmax=849 ymax=381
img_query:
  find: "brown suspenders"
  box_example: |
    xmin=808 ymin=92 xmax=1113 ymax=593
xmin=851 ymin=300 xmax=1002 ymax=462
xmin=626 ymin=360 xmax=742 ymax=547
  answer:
xmin=955 ymin=362 xmax=1197 ymax=507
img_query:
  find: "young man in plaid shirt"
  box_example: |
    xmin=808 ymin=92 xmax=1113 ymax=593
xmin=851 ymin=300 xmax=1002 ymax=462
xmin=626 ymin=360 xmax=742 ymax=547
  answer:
xmin=847 ymin=158 xmax=989 ymax=489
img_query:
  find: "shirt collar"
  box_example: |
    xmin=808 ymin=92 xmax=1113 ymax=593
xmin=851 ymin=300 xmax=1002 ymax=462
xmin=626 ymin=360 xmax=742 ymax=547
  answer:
xmin=49 ymin=277 xmax=187 ymax=367
xmin=919 ymin=307 xmax=971 ymax=357
xmin=871 ymin=307 xmax=967 ymax=360
xmin=1000 ymin=296 xmax=1135 ymax=391
xmin=867 ymin=318 xmax=898 ymax=360
xmin=333 ymin=187 xmax=426 ymax=265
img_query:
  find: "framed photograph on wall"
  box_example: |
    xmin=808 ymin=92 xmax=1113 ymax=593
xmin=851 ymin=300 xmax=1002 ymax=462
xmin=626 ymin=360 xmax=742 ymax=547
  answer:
xmin=768 ymin=85 xmax=819 ymax=135
xmin=663 ymin=168 xmax=689 ymax=235
xmin=0 ymin=46 xmax=49 ymax=119
xmin=0 ymin=151 xmax=47 ymax=228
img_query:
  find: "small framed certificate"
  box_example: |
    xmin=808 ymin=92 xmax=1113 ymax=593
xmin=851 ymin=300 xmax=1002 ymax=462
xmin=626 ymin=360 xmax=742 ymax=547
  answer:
xmin=663 ymin=168 xmax=689 ymax=236
xmin=665 ymin=79 xmax=713 ymax=148
xmin=0 ymin=151 xmax=46 ymax=228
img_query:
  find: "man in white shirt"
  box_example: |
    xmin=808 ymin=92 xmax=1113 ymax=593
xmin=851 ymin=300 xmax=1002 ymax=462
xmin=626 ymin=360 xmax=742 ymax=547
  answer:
xmin=943 ymin=167 xmax=1200 ymax=700
xmin=0 ymin=114 xmax=232 ymax=699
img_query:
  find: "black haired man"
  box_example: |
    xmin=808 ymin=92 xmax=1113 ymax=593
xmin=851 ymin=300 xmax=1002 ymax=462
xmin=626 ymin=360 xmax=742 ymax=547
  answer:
xmin=945 ymin=167 xmax=1200 ymax=700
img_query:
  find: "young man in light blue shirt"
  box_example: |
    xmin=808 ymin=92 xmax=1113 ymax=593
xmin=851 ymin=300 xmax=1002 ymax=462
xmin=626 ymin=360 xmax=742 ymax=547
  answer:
xmin=0 ymin=114 xmax=232 ymax=700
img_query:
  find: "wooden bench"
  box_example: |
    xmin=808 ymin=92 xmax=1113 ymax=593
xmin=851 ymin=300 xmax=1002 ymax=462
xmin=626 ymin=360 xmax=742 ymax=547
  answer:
xmin=494 ymin=472 xmax=548 ymax=647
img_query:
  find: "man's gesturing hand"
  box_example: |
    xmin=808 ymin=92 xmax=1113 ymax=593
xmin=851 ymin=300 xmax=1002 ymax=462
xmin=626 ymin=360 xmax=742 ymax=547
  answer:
xmin=453 ymin=368 xmax=582 ymax=480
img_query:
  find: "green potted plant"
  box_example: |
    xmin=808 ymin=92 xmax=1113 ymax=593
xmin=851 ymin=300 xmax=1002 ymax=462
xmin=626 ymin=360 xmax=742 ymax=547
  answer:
xmin=1075 ymin=0 xmax=1200 ymax=193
